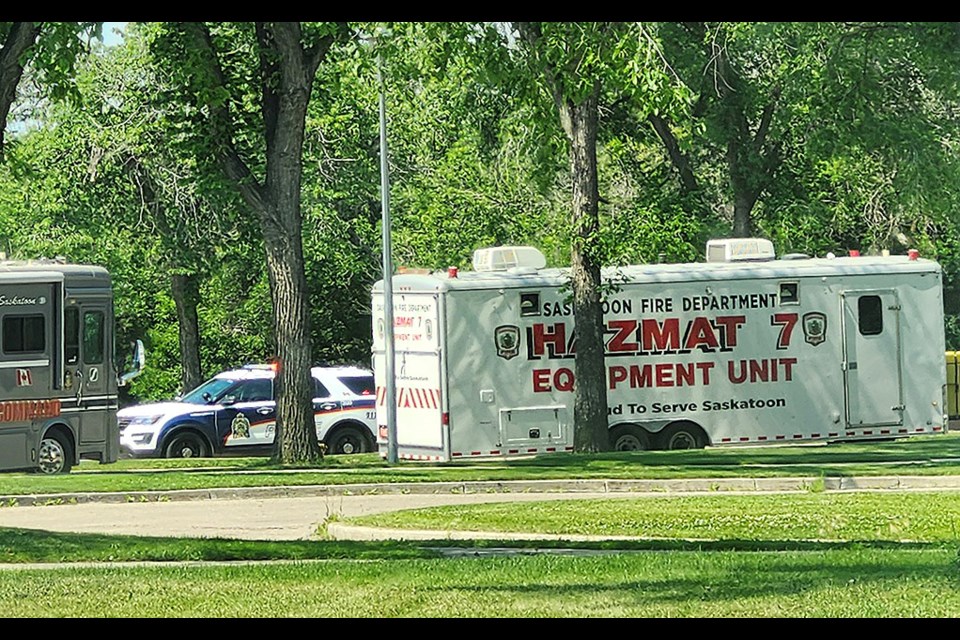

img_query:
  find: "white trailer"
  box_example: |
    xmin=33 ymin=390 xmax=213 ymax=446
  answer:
xmin=371 ymin=240 xmax=948 ymax=461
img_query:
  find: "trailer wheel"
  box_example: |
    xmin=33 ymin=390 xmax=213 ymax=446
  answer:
xmin=164 ymin=432 xmax=208 ymax=459
xmin=326 ymin=425 xmax=372 ymax=455
xmin=610 ymin=425 xmax=652 ymax=451
xmin=37 ymin=432 xmax=73 ymax=474
xmin=660 ymin=422 xmax=707 ymax=450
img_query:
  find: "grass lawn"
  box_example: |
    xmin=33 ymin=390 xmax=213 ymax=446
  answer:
xmin=2 ymin=433 xmax=960 ymax=617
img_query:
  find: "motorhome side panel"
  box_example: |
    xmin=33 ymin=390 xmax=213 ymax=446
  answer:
xmin=433 ymin=259 xmax=945 ymax=458
xmin=372 ymin=285 xmax=447 ymax=460
xmin=0 ymin=264 xmax=121 ymax=473
xmin=0 ymin=279 xmax=60 ymax=471
xmin=526 ymin=266 xmax=942 ymax=447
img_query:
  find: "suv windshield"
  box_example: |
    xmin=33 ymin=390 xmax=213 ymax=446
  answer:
xmin=180 ymin=378 xmax=238 ymax=404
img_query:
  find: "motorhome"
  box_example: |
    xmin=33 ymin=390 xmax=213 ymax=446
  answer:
xmin=0 ymin=259 xmax=143 ymax=473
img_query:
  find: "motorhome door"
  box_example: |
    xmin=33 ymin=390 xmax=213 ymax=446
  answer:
xmin=64 ymin=298 xmax=112 ymax=446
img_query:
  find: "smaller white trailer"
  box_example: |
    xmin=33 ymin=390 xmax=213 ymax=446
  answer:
xmin=371 ymin=239 xmax=949 ymax=461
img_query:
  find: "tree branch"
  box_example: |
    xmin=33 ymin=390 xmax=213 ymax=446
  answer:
xmin=647 ymin=112 xmax=699 ymax=194
xmin=177 ymin=21 xmax=266 ymax=211
xmin=753 ymin=85 xmax=781 ymax=152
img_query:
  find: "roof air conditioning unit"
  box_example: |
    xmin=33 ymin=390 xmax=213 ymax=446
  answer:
xmin=472 ymin=246 xmax=546 ymax=272
xmin=706 ymin=238 xmax=776 ymax=263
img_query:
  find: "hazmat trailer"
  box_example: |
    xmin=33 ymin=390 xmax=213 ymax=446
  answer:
xmin=371 ymin=239 xmax=948 ymax=461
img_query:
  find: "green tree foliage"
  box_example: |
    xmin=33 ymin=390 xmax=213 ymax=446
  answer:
xmin=145 ymin=22 xmax=353 ymax=465
xmin=1 ymin=22 xmax=101 ymax=159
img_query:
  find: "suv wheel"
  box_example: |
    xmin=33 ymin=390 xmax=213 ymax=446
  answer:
xmin=327 ymin=426 xmax=370 ymax=455
xmin=164 ymin=432 xmax=207 ymax=458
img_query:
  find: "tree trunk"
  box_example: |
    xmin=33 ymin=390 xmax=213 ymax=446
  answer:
xmin=562 ymin=92 xmax=610 ymax=453
xmin=170 ymin=272 xmax=202 ymax=393
xmin=262 ymin=199 xmax=319 ymax=464
xmin=731 ymin=184 xmax=757 ymax=238
xmin=0 ymin=22 xmax=41 ymax=159
xmin=170 ymin=21 xmax=332 ymax=465
xmin=261 ymin=24 xmax=321 ymax=465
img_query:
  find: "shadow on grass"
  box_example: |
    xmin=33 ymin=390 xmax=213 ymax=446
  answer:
xmin=2 ymin=527 xmax=958 ymax=565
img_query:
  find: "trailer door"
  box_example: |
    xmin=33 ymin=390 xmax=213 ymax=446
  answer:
xmin=842 ymin=290 xmax=903 ymax=427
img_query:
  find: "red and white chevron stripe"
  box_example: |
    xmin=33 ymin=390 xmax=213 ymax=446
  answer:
xmin=376 ymin=386 xmax=441 ymax=409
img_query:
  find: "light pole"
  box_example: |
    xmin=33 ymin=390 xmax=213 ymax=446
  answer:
xmin=375 ymin=32 xmax=398 ymax=464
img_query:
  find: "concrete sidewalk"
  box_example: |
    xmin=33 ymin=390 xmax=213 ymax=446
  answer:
xmin=1 ymin=475 xmax=960 ymax=541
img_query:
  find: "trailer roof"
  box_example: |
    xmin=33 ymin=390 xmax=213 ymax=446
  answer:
xmin=373 ymin=254 xmax=941 ymax=292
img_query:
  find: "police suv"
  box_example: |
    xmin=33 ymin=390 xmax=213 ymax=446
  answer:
xmin=119 ymin=364 xmax=377 ymax=458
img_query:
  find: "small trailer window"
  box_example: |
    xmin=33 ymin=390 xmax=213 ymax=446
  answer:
xmin=520 ymin=293 xmax=540 ymax=317
xmin=779 ymin=282 xmax=799 ymax=304
xmin=858 ymin=295 xmax=883 ymax=336
xmin=2 ymin=314 xmax=45 ymax=354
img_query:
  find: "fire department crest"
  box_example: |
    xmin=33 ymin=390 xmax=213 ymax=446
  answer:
xmin=802 ymin=312 xmax=827 ymax=346
xmin=230 ymin=413 xmax=251 ymax=439
xmin=494 ymin=325 xmax=521 ymax=360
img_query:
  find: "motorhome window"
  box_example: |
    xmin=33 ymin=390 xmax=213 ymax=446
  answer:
xmin=64 ymin=308 xmax=79 ymax=364
xmin=779 ymin=282 xmax=799 ymax=305
xmin=520 ymin=293 xmax=540 ymax=317
xmin=82 ymin=311 xmax=104 ymax=365
xmin=2 ymin=315 xmax=44 ymax=354
xmin=858 ymin=295 xmax=883 ymax=336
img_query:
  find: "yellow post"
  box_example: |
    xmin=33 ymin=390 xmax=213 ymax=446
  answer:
xmin=947 ymin=351 xmax=959 ymax=420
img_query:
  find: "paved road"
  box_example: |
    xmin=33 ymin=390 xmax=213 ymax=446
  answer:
xmin=1 ymin=475 xmax=958 ymax=541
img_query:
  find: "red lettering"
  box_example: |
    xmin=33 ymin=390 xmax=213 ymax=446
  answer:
xmin=533 ymin=369 xmax=551 ymax=392
xmin=606 ymin=320 xmax=638 ymax=352
xmin=684 ymin=317 xmax=720 ymax=351
xmin=750 ymin=359 xmax=771 ymax=381
xmin=640 ymin=318 xmax=680 ymax=352
xmin=532 ymin=323 xmax=567 ymax=358
xmin=713 ymin=315 xmax=746 ymax=348
xmin=0 ymin=399 xmax=61 ymax=423
xmin=728 ymin=358 xmax=797 ymax=384
xmin=609 ymin=365 xmax=627 ymax=389
xmin=771 ymin=313 xmax=798 ymax=349
xmin=696 ymin=362 xmax=715 ymax=385
xmin=675 ymin=362 xmax=696 ymax=386
xmin=655 ymin=363 xmax=674 ymax=387
xmin=630 ymin=365 xmax=653 ymax=388
xmin=781 ymin=357 xmax=796 ymax=380
xmin=554 ymin=368 xmax=575 ymax=392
